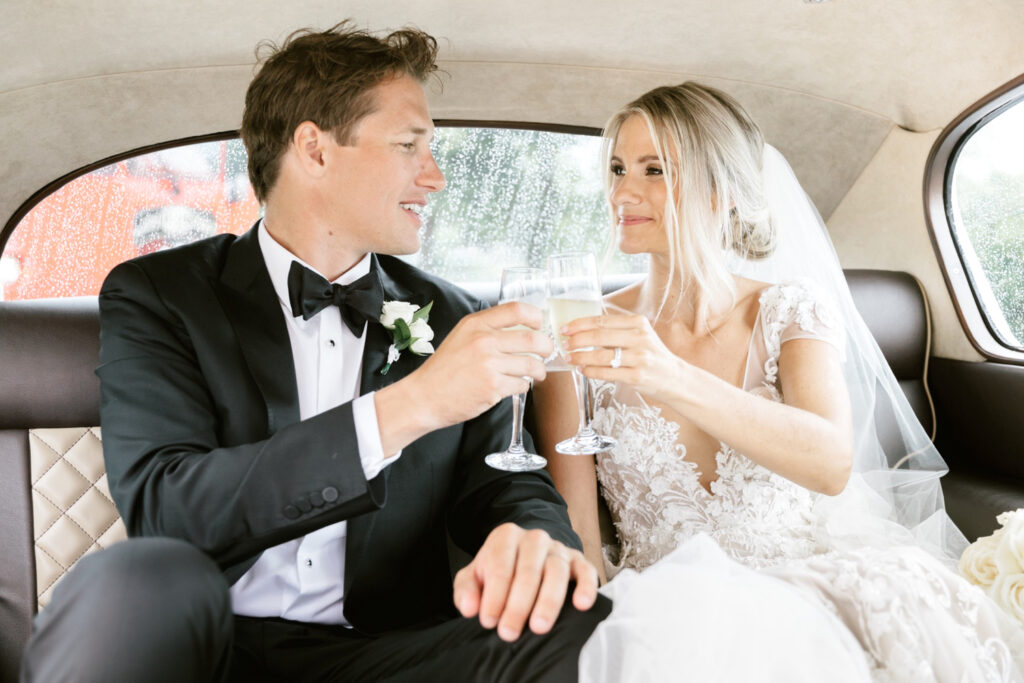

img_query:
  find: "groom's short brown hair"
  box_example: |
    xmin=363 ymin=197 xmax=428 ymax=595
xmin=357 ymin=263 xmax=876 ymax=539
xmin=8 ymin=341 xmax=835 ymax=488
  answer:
xmin=240 ymin=20 xmax=440 ymax=202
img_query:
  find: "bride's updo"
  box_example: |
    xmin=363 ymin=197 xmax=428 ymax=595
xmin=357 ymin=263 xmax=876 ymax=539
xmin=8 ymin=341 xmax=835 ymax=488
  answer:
xmin=604 ymin=82 xmax=775 ymax=318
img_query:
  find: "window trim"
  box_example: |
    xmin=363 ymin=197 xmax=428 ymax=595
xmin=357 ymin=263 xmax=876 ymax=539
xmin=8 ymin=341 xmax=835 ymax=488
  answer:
xmin=0 ymin=122 xmax=602 ymax=259
xmin=924 ymin=73 xmax=1024 ymax=364
xmin=433 ymin=120 xmax=600 ymax=136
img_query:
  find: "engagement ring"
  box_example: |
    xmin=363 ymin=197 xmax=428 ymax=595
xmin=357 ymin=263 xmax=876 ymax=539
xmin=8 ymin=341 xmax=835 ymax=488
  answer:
xmin=610 ymin=347 xmax=623 ymax=369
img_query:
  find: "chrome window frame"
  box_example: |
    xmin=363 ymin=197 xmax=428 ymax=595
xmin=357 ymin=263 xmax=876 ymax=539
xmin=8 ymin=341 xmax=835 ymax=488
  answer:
xmin=924 ymin=74 xmax=1024 ymax=364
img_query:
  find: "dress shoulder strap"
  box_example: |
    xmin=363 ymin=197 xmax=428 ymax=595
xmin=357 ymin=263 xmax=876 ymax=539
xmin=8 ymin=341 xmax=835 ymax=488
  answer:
xmin=757 ymin=280 xmax=845 ymax=362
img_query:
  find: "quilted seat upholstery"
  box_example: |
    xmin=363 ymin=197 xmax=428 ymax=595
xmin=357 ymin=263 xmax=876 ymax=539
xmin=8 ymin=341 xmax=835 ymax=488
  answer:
xmin=30 ymin=427 xmax=127 ymax=609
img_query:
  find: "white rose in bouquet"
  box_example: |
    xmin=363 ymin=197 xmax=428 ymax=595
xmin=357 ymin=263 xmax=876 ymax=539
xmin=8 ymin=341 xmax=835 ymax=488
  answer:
xmin=990 ymin=571 xmax=1024 ymax=625
xmin=993 ymin=509 xmax=1024 ymax=575
xmin=380 ymin=301 xmax=420 ymax=330
xmin=963 ymin=507 xmax=1024 ymax=628
xmin=959 ymin=531 xmax=1002 ymax=588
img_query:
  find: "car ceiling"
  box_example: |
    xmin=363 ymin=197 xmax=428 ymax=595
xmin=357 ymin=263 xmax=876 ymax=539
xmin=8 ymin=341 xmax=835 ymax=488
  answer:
xmin=4 ymin=0 xmax=1022 ymax=226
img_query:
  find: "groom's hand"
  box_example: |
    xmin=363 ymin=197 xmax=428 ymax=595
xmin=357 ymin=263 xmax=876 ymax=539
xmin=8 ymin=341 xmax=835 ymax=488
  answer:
xmin=376 ymin=303 xmax=553 ymax=455
xmin=419 ymin=302 xmax=554 ymax=427
xmin=453 ymin=523 xmax=599 ymax=642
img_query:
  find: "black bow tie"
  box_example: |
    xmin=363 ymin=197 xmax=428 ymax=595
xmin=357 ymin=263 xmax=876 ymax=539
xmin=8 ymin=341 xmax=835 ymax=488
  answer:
xmin=287 ymin=261 xmax=385 ymax=336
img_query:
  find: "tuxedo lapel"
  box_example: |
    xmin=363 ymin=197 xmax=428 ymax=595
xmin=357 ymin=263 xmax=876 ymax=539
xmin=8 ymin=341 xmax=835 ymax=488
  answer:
xmin=347 ymin=255 xmax=435 ymax=594
xmin=358 ymin=254 xmax=427 ymax=395
xmin=213 ymin=226 xmax=300 ymax=435
xmin=359 ymin=315 xmax=393 ymax=396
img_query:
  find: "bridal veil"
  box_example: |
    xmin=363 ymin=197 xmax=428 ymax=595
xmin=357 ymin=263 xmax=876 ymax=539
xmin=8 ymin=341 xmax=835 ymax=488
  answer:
xmin=727 ymin=144 xmax=968 ymax=563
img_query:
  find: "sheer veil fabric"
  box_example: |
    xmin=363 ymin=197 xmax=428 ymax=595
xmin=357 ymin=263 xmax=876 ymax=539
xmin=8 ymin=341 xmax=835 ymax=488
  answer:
xmin=728 ymin=144 xmax=967 ymax=564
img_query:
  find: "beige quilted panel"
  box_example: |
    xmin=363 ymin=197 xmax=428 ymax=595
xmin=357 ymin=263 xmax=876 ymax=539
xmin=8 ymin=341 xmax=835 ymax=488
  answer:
xmin=30 ymin=427 xmax=128 ymax=609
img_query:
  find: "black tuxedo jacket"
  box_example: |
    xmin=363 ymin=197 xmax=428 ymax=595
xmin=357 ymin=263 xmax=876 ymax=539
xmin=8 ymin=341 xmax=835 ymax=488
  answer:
xmin=96 ymin=226 xmax=579 ymax=633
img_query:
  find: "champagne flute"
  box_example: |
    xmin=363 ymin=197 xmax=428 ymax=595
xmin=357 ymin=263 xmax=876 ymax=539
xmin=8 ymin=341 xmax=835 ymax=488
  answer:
xmin=484 ymin=267 xmax=549 ymax=472
xmin=547 ymin=252 xmax=617 ymax=455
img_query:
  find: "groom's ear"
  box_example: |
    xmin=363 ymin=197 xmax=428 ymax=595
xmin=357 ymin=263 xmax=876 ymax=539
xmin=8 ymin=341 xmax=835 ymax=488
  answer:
xmin=291 ymin=121 xmax=328 ymax=176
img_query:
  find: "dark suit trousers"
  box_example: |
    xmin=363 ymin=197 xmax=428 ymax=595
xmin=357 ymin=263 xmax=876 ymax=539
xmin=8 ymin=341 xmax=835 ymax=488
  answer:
xmin=21 ymin=538 xmax=611 ymax=683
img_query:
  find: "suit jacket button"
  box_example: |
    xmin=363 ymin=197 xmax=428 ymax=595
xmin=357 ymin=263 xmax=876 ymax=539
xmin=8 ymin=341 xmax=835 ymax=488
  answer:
xmin=297 ymin=498 xmax=312 ymax=513
xmin=310 ymin=491 xmax=325 ymax=507
xmin=322 ymin=486 xmax=339 ymax=503
xmin=283 ymin=505 xmax=300 ymax=519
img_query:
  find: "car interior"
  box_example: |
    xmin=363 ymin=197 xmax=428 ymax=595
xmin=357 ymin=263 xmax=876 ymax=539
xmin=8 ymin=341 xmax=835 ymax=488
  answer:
xmin=2 ymin=2 xmax=1024 ymax=679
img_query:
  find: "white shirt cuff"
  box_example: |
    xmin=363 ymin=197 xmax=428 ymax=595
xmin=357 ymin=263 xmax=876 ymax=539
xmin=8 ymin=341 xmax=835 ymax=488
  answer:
xmin=352 ymin=392 xmax=401 ymax=480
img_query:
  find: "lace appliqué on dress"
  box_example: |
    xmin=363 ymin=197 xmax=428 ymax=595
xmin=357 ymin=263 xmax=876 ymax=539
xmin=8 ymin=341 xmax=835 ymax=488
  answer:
xmin=595 ymin=281 xmax=834 ymax=574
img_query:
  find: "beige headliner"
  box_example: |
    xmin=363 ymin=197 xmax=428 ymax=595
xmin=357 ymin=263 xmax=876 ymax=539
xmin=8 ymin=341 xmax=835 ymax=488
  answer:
xmin=3 ymin=0 xmax=1023 ymax=359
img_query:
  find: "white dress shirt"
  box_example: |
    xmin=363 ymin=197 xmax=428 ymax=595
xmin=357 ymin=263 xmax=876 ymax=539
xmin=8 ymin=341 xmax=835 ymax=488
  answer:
xmin=229 ymin=222 xmax=400 ymax=625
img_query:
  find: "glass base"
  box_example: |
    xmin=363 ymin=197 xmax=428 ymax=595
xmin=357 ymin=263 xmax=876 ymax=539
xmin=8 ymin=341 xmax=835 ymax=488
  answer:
xmin=555 ymin=433 xmax=617 ymax=455
xmin=485 ymin=451 xmax=547 ymax=472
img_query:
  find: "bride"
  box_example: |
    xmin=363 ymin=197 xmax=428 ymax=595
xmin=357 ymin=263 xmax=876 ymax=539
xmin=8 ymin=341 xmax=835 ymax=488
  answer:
xmin=533 ymin=82 xmax=1024 ymax=681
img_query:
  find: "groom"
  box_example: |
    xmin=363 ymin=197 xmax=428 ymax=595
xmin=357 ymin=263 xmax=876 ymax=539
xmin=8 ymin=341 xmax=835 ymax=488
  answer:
xmin=20 ymin=21 xmax=608 ymax=683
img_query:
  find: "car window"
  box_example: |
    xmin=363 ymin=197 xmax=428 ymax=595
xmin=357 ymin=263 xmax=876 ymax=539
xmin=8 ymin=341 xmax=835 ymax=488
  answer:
xmin=0 ymin=128 xmax=642 ymax=301
xmin=0 ymin=138 xmax=258 ymax=300
xmin=948 ymin=98 xmax=1024 ymax=350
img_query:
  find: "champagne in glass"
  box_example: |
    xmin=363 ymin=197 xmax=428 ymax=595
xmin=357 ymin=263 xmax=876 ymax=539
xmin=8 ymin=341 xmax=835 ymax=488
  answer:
xmin=547 ymin=252 xmax=617 ymax=455
xmin=549 ymin=297 xmax=604 ymax=356
xmin=484 ymin=267 xmax=549 ymax=472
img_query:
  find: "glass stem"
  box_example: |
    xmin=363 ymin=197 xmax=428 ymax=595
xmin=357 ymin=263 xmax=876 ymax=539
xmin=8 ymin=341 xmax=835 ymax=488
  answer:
xmin=507 ymin=389 xmax=527 ymax=455
xmin=571 ymin=367 xmax=596 ymax=437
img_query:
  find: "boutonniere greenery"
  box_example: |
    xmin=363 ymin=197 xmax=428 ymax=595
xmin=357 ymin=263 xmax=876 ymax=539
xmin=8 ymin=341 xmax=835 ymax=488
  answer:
xmin=379 ymin=300 xmax=435 ymax=375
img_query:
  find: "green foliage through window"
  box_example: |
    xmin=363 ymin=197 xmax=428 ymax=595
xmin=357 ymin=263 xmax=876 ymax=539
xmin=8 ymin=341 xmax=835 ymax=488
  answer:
xmin=402 ymin=127 xmax=645 ymax=284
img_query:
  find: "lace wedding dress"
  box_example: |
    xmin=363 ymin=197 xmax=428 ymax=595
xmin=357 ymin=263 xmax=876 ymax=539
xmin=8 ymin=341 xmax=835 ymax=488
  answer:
xmin=577 ymin=282 xmax=1024 ymax=683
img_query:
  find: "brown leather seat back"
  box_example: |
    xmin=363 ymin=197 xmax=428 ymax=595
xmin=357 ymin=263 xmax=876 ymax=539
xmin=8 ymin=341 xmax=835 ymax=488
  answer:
xmin=846 ymin=269 xmax=933 ymax=437
xmin=845 ymin=270 xmax=936 ymax=470
xmin=0 ymin=297 xmax=105 ymax=682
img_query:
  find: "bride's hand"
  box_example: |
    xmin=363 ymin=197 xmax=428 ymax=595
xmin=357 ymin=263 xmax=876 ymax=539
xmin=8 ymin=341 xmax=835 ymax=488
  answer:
xmin=563 ymin=313 xmax=686 ymax=402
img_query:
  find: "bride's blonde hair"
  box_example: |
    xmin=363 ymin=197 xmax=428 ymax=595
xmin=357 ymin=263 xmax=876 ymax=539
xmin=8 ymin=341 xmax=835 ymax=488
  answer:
xmin=603 ymin=82 xmax=775 ymax=326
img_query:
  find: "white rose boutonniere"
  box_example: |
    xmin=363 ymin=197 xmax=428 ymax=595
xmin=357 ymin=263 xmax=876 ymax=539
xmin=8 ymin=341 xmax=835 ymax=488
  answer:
xmin=378 ymin=300 xmax=434 ymax=375
xmin=407 ymin=318 xmax=434 ymax=355
xmin=380 ymin=301 xmax=420 ymax=330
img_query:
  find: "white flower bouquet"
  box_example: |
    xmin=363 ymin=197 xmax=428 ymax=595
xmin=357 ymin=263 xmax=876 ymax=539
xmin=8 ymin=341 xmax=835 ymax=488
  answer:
xmin=960 ymin=509 xmax=1024 ymax=624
